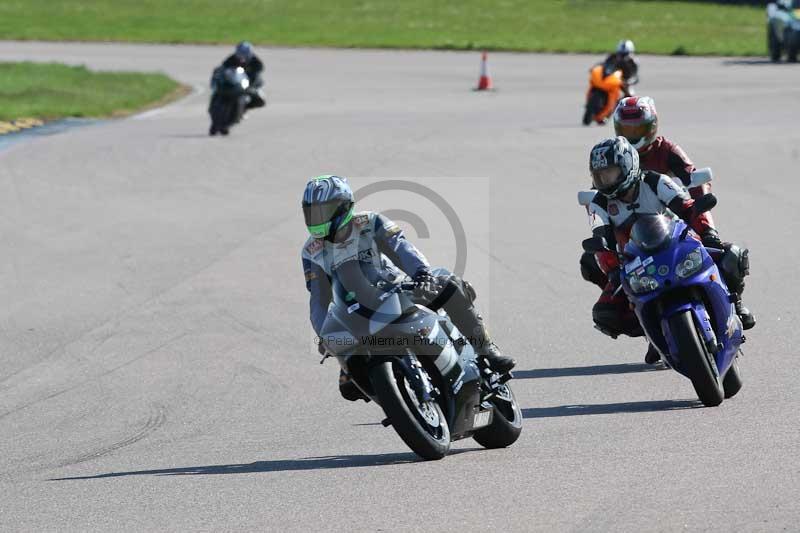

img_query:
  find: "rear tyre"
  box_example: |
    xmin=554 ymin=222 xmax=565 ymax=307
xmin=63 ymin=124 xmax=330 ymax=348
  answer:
xmin=723 ymin=357 xmax=743 ymax=399
xmin=768 ymin=24 xmax=782 ymax=62
xmin=473 ymin=383 xmax=523 ymax=449
xmin=370 ymin=360 xmax=450 ymax=460
xmin=669 ymin=310 xmax=724 ymax=407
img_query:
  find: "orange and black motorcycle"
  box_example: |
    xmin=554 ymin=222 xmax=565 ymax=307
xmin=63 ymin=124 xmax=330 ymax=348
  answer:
xmin=582 ymin=63 xmax=624 ymax=126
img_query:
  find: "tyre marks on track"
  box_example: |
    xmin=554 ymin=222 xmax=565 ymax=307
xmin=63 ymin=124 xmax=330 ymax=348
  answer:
xmin=0 ymin=404 xmax=167 ymax=478
xmin=56 ymin=403 xmax=167 ymax=469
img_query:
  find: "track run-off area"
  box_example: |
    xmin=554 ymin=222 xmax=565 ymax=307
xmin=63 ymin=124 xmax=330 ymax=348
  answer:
xmin=0 ymin=42 xmax=798 ymax=531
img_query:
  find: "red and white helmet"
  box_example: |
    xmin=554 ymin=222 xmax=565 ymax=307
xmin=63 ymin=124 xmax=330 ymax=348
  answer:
xmin=613 ymin=96 xmax=658 ymax=151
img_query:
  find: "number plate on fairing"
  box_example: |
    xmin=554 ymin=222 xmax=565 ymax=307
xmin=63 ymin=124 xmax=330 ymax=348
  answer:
xmin=473 ymin=410 xmax=492 ymax=428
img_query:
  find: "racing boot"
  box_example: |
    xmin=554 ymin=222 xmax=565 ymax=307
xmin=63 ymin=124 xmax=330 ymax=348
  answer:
xmin=734 ymin=295 xmax=756 ymax=330
xmin=644 ymin=343 xmax=661 ymax=365
xmin=339 ymin=370 xmax=369 ymax=402
xmin=478 ymin=341 xmax=516 ymax=375
xmin=449 ymin=306 xmax=516 ymax=373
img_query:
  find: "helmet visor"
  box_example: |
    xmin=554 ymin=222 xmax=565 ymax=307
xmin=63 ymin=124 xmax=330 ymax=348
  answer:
xmin=303 ymin=200 xmax=343 ymax=227
xmin=592 ymin=165 xmax=623 ymax=191
xmin=615 ymin=121 xmax=653 ymax=146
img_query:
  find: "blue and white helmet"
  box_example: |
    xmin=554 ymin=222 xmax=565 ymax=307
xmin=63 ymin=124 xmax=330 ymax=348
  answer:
xmin=589 ymin=136 xmax=641 ymax=199
xmin=616 ymin=39 xmax=635 ymax=56
xmin=235 ymin=41 xmax=254 ymax=61
xmin=302 ymin=175 xmax=354 ymax=240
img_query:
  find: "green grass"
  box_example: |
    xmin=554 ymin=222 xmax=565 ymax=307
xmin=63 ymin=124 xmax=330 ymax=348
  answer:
xmin=0 ymin=0 xmax=765 ymax=56
xmin=0 ymin=62 xmax=183 ymax=121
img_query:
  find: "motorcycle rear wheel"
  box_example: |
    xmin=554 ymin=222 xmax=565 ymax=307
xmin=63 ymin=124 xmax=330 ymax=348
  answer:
xmin=473 ymin=383 xmax=523 ymax=449
xmin=669 ymin=310 xmax=724 ymax=407
xmin=370 ymin=360 xmax=450 ymax=460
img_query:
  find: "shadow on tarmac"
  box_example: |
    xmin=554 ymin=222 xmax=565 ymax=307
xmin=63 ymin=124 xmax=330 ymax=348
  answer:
xmin=513 ymin=362 xmax=658 ymax=379
xmin=522 ymin=399 xmax=699 ymax=419
xmin=50 ymin=448 xmax=482 ymax=481
xmin=721 ymin=58 xmax=788 ymax=66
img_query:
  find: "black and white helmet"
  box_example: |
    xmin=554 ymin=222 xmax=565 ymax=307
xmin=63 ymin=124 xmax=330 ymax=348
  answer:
xmin=616 ymin=39 xmax=635 ymax=56
xmin=589 ymin=136 xmax=641 ymax=199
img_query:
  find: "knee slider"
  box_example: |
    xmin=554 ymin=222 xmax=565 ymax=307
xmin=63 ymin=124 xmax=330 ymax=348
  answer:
xmin=580 ymin=251 xmax=607 ymax=287
xmin=592 ymin=303 xmax=624 ymax=336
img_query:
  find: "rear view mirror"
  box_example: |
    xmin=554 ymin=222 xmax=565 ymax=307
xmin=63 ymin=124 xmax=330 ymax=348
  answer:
xmin=577 ymin=190 xmax=596 ymax=207
xmin=689 ymin=167 xmax=713 ymax=188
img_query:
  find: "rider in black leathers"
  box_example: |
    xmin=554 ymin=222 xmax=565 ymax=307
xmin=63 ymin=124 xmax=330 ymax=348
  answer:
xmin=221 ymin=41 xmax=265 ymax=109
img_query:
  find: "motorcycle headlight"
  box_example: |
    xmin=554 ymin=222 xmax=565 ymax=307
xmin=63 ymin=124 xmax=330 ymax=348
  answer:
xmin=676 ymin=249 xmax=704 ymax=278
xmin=629 ymin=275 xmax=659 ymax=294
xmin=241 ymin=79 xmax=250 ymax=89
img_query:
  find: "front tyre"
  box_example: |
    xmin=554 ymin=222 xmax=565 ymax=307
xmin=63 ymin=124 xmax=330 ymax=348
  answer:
xmin=669 ymin=311 xmax=724 ymax=407
xmin=786 ymin=30 xmax=799 ymax=63
xmin=370 ymin=360 xmax=450 ymax=460
xmin=473 ymin=383 xmax=523 ymax=449
xmin=209 ymin=94 xmax=230 ymax=133
xmin=582 ymin=105 xmax=593 ymax=126
xmin=723 ymin=357 xmax=743 ymax=399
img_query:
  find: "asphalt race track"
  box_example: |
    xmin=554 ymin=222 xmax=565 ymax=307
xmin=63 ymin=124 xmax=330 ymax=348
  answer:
xmin=1 ymin=42 xmax=799 ymax=531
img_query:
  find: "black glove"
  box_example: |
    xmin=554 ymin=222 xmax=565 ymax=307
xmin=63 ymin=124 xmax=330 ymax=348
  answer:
xmin=412 ymin=270 xmax=440 ymax=301
xmin=701 ymin=229 xmax=724 ymax=250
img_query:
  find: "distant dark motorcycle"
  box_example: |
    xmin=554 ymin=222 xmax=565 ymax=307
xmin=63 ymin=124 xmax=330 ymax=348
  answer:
xmin=208 ymin=66 xmax=249 ymax=136
xmin=319 ymin=262 xmax=523 ymax=460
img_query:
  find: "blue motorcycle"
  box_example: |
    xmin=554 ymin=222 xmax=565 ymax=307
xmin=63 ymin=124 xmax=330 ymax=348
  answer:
xmin=581 ymin=170 xmax=744 ymax=407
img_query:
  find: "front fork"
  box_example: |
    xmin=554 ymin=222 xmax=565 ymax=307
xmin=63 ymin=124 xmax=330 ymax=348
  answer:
xmin=394 ymin=353 xmax=437 ymax=404
xmin=659 ymin=300 xmax=720 ymax=374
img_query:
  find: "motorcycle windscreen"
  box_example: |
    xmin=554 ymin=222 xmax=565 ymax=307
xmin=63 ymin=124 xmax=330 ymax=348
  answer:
xmin=630 ymin=214 xmax=675 ymax=253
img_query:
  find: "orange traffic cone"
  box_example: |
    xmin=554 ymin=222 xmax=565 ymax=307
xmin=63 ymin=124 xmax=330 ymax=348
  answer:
xmin=475 ymin=51 xmax=493 ymax=91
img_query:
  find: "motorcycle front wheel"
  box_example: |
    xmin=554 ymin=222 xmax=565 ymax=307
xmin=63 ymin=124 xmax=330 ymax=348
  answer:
xmin=669 ymin=310 xmax=724 ymax=407
xmin=370 ymin=359 xmax=450 ymax=460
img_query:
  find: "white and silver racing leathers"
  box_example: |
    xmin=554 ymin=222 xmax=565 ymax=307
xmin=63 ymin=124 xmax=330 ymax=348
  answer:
xmin=301 ymin=211 xmax=430 ymax=335
xmin=588 ymin=171 xmax=691 ymax=246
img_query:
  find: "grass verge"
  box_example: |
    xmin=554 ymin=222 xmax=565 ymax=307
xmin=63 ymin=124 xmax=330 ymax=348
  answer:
xmin=0 ymin=62 xmax=185 ymax=122
xmin=0 ymin=0 xmax=766 ymax=56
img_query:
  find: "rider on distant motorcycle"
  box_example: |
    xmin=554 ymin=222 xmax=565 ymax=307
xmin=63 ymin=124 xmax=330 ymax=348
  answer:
xmin=582 ymin=137 xmax=755 ymax=360
xmin=603 ymin=40 xmax=639 ymax=97
xmin=221 ymin=41 xmax=265 ymax=109
xmin=301 ymin=175 xmax=516 ymax=400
